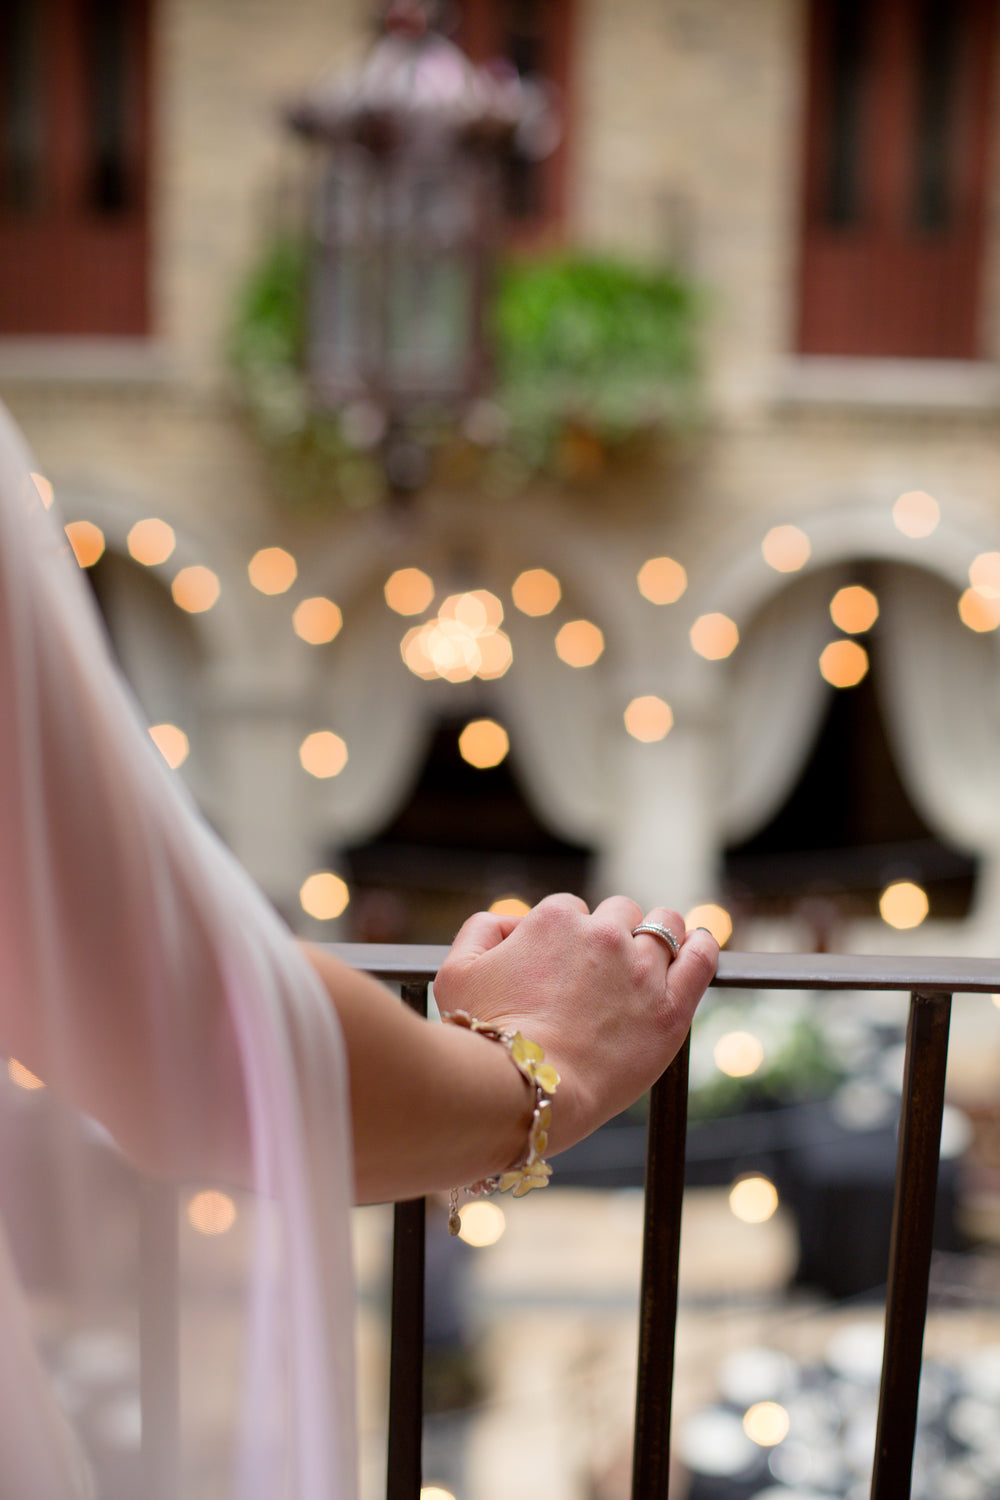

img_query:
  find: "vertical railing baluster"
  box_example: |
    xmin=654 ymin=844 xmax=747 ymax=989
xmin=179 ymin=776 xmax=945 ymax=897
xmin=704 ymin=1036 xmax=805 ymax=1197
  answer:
xmin=870 ymin=989 xmax=952 ymax=1499
xmin=631 ymin=1034 xmax=691 ymax=1500
xmin=386 ymin=979 xmax=429 ymax=1500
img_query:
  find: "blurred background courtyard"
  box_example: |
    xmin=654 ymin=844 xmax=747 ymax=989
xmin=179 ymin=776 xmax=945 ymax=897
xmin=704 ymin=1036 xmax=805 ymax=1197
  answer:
xmin=4 ymin=0 xmax=1000 ymax=1494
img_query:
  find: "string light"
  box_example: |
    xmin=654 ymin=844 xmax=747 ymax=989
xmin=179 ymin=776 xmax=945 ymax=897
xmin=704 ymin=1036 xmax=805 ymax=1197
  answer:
xmin=300 ymin=872 xmax=350 ymax=921
xmin=714 ymin=1032 xmax=764 ymax=1078
xmin=690 ymin=613 xmax=738 ymax=660
xmin=555 ymin=619 xmax=604 ymax=667
xmin=293 ymin=596 xmax=343 ymax=644
xmin=490 ymin=895 xmax=531 ymax=917
xmin=879 ymin=880 xmax=929 ymax=930
xmin=624 ymin=695 xmax=674 ymax=742
xmin=969 ymin=552 xmax=1000 ymax=599
xmin=729 ymin=1174 xmax=779 ymax=1224
xmin=248 ymin=547 xmax=297 ymax=595
xmin=8 ymin=1059 xmax=45 ymax=1090
xmin=299 ymin=731 xmax=348 ymax=779
xmin=819 ymin=638 xmax=868 ymax=687
xmin=186 ymin=1190 xmax=237 ymax=1236
xmin=127 ymin=518 xmax=176 ymax=566
xmin=454 ymin=1201 xmax=506 ymax=1247
xmin=762 ymin=525 xmax=810 ymax=573
xmin=148 ymin=723 xmax=190 ymax=769
xmin=830 ymin=584 xmax=879 ymax=634
xmin=637 ymin=555 xmax=687 ymax=604
xmin=458 ymin=718 xmax=509 ymax=769
xmin=512 ymin=567 xmax=561 ymax=615
xmin=686 ymin=903 xmax=733 ymax=945
xmin=385 ymin=567 xmax=434 ymax=615
xmin=30 ymin=472 xmax=54 ymax=509
xmin=958 ymin=588 xmax=1000 ymax=632
xmin=743 ymin=1402 xmax=790 ymax=1447
xmin=172 ymin=565 xmax=220 ymax=613
xmin=65 ymin=520 xmax=105 ymax=568
xmin=893 ymin=490 xmax=940 ymax=538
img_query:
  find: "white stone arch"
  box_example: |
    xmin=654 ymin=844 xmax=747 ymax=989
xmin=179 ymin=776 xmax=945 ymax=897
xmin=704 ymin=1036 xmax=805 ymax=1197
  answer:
xmin=676 ymin=495 xmax=1000 ymax=942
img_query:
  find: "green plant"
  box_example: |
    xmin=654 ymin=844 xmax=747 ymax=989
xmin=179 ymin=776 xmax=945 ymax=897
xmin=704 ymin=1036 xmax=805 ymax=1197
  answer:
xmin=229 ymin=239 xmax=703 ymax=509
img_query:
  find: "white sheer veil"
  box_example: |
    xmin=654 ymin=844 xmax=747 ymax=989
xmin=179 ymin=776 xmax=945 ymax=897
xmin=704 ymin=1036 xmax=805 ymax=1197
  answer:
xmin=0 ymin=400 xmax=358 ymax=1498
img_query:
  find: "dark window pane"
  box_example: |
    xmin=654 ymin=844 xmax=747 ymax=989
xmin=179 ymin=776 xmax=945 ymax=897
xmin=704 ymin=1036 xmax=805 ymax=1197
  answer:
xmin=0 ymin=0 xmax=44 ymax=211
xmin=88 ymin=0 xmax=132 ymax=214
xmin=824 ymin=0 xmax=869 ymax=226
xmin=911 ymin=0 xmax=961 ymax=230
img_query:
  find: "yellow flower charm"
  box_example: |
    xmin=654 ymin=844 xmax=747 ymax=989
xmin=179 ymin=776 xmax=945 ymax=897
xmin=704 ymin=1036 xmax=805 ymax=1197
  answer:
xmin=509 ymin=1032 xmax=561 ymax=1095
xmin=442 ymin=1010 xmax=561 ymax=1231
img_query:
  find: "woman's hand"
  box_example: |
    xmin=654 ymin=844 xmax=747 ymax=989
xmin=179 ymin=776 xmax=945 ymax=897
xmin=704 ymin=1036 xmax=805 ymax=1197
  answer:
xmin=432 ymin=893 xmax=718 ymax=1156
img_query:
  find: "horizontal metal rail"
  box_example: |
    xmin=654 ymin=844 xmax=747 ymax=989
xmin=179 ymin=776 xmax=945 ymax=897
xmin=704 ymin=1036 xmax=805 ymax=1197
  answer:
xmin=327 ymin=946 xmax=1000 ymax=1500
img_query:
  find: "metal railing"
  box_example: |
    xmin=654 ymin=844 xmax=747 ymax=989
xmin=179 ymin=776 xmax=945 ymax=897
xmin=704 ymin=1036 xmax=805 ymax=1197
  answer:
xmin=326 ymin=944 xmax=1000 ymax=1500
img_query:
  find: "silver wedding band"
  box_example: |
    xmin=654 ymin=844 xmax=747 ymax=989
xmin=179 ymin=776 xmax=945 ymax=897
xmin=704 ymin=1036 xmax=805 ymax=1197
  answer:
xmin=631 ymin=922 xmax=681 ymax=960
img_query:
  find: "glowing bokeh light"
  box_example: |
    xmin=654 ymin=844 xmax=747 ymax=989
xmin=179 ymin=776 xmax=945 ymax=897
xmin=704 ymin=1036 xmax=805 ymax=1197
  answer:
xmin=714 ymin=1031 xmax=764 ymax=1079
xmin=385 ymin=567 xmax=435 ymax=615
xmin=248 ymin=547 xmax=297 ymax=595
xmin=65 ymin=520 xmax=105 ymax=568
xmin=299 ymin=731 xmax=348 ymax=779
xmin=420 ymin=1488 xmax=457 ymax=1500
xmin=690 ymin=613 xmax=739 ymax=660
xmin=555 ymin=619 xmax=604 ymax=667
xmin=456 ymin=1200 xmax=507 ymax=1247
xmin=512 ymin=568 xmax=561 ymax=616
xmin=637 ymin=555 xmax=687 ymax=604
xmin=686 ymin=903 xmax=733 ymax=946
xmin=624 ymin=695 xmax=674 ymax=742
xmin=958 ymin=588 xmax=1000 ymax=632
xmin=458 ymin=718 xmax=509 ymax=769
xmin=400 ymin=624 xmax=438 ymax=679
xmin=148 ymin=723 xmax=190 ymax=769
xmin=475 ymin=629 xmax=514 ymax=679
xmin=761 ymin=525 xmax=810 ymax=573
xmin=893 ymin=490 xmax=940 ymax=538
xmin=127 ymin=518 xmax=176 ymax=566
xmin=743 ymin=1402 xmax=790 ymax=1447
xmin=440 ymin=589 xmax=504 ymax=632
xmin=729 ymin=1174 xmax=779 ymax=1224
xmin=819 ymin=638 xmax=869 ymax=687
xmin=830 ymin=584 xmax=879 ymax=634
xmin=490 ymin=895 xmax=531 ymax=918
xmin=879 ymin=880 xmax=929 ymax=930
xmin=300 ymin=871 xmax=350 ymax=921
xmin=969 ymin=552 xmax=1000 ymax=600
xmin=293 ymin=595 xmax=343 ymax=644
xmin=8 ymin=1058 xmax=44 ymax=1090
xmin=172 ymin=565 xmax=220 ymax=613
xmin=30 ymin=472 xmax=54 ymax=509
xmin=186 ymin=1190 xmax=237 ymax=1236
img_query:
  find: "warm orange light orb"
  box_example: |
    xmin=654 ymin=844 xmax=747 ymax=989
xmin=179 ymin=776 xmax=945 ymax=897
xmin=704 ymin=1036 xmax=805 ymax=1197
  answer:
xmin=958 ymin=588 xmax=1000 ymax=632
xmin=819 ymin=638 xmax=869 ymax=687
xmin=555 ymin=619 xmax=605 ymax=667
xmin=300 ymin=872 xmax=350 ymax=921
xmin=830 ymin=585 xmax=879 ymax=634
xmin=299 ymin=731 xmax=348 ymax=779
xmin=690 ymin=613 xmax=739 ymax=660
xmin=624 ymin=695 xmax=674 ymax=742
xmin=65 ymin=520 xmax=105 ymax=568
xmin=172 ymin=565 xmax=220 ymax=613
xmin=293 ymin=596 xmax=343 ymax=644
xmin=128 ymin=517 xmax=176 ymax=566
xmin=637 ymin=555 xmax=687 ymax=604
xmin=458 ymin=719 xmax=509 ymax=769
xmin=879 ymin=880 xmax=929 ymax=930
xmin=893 ymin=490 xmax=940 ymax=538
xmin=385 ymin=567 xmax=435 ymax=615
xmin=148 ymin=723 xmax=190 ymax=769
xmin=761 ymin=525 xmax=810 ymax=573
xmin=248 ymin=547 xmax=297 ymax=595
xmin=512 ymin=567 xmax=561 ymax=616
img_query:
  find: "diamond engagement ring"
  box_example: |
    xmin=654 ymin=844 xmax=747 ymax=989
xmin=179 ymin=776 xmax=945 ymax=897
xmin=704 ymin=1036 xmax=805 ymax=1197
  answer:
xmin=631 ymin=922 xmax=681 ymax=959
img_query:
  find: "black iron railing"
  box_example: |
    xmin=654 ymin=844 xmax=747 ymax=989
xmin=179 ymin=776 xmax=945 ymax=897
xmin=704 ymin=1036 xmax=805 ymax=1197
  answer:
xmin=325 ymin=944 xmax=1000 ymax=1500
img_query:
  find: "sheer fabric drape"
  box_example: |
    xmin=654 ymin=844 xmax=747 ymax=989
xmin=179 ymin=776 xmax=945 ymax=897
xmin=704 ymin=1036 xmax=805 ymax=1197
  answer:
xmin=0 ymin=403 xmax=357 ymax=1497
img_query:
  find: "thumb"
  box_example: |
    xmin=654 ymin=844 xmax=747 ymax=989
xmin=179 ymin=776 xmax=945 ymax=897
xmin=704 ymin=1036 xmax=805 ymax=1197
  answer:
xmin=443 ymin=909 xmax=522 ymax=968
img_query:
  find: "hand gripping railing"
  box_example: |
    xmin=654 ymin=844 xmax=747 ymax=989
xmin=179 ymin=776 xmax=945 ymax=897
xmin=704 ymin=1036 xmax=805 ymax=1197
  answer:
xmin=325 ymin=944 xmax=1000 ymax=1500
